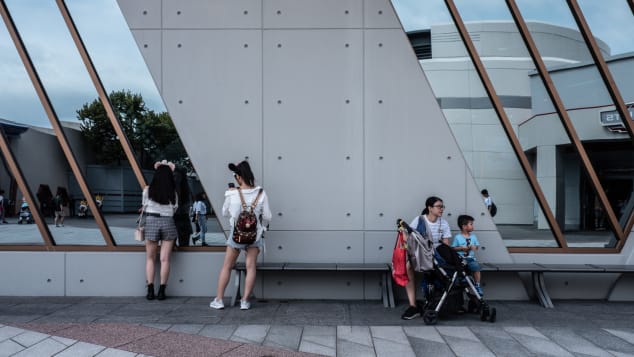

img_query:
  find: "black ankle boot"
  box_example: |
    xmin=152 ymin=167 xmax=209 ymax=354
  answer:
xmin=146 ymin=283 xmax=155 ymax=300
xmin=157 ymin=284 xmax=166 ymax=300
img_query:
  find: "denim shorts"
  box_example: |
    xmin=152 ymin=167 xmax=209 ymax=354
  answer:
xmin=226 ymin=236 xmax=264 ymax=250
xmin=464 ymin=257 xmax=481 ymax=272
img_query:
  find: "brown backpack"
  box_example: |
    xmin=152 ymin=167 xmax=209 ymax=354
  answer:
xmin=232 ymin=188 xmax=264 ymax=245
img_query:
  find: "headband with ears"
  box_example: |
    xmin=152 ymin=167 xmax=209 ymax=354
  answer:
xmin=154 ymin=160 xmax=176 ymax=172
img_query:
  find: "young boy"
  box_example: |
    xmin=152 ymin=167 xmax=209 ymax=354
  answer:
xmin=452 ymin=215 xmax=484 ymax=296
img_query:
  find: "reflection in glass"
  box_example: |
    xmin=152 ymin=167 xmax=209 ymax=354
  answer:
xmin=0 ymin=123 xmax=44 ymax=245
xmin=514 ymin=0 xmax=631 ymax=242
xmin=64 ymin=0 xmax=224 ymax=246
xmin=5 ymin=0 xmax=109 ymax=246
xmin=392 ymin=0 xmax=559 ymax=247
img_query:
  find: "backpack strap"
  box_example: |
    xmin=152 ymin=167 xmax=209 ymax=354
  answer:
xmin=237 ymin=188 xmax=264 ymax=211
xmin=251 ymin=188 xmax=264 ymax=210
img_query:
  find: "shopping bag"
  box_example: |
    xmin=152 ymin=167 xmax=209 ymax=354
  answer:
xmin=391 ymin=229 xmax=409 ymax=286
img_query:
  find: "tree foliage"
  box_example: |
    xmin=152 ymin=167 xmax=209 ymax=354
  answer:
xmin=76 ymin=90 xmax=191 ymax=171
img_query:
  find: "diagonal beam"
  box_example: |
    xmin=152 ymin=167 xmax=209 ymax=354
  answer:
xmin=56 ymin=0 xmax=147 ymax=189
xmin=0 ymin=125 xmax=56 ymax=248
xmin=0 ymin=0 xmax=116 ymax=247
xmin=566 ymin=0 xmax=634 ymax=248
xmin=505 ymin=0 xmax=624 ymax=244
xmin=444 ymin=0 xmax=567 ymax=249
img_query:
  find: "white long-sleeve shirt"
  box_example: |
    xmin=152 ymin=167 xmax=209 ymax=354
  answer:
xmin=142 ymin=187 xmax=178 ymax=217
xmin=223 ymin=186 xmax=272 ymax=241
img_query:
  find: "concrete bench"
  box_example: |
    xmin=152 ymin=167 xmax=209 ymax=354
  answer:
xmin=481 ymin=263 xmax=634 ymax=308
xmin=231 ymin=262 xmax=394 ymax=308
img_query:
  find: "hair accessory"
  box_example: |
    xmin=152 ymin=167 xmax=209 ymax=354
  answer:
xmin=154 ymin=160 xmax=176 ymax=171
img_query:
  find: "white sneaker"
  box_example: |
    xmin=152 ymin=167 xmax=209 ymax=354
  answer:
xmin=209 ymin=298 xmax=224 ymax=310
xmin=240 ymin=300 xmax=251 ymax=310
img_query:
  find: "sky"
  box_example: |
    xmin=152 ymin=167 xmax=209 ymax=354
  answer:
xmin=0 ymin=0 xmax=632 ymax=128
xmin=0 ymin=0 xmax=165 ymax=128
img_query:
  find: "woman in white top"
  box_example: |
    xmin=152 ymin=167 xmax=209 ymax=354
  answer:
xmin=210 ymin=160 xmax=271 ymax=311
xmin=142 ymin=160 xmax=178 ymax=301
xmin=401 ymin=196 xmax=451 ymax=320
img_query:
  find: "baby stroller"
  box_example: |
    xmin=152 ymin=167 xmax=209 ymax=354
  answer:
xmin=18 ymin=201 xmax=34 ymax=224
xmin=420 ymin=242 xmax=496 ymax=325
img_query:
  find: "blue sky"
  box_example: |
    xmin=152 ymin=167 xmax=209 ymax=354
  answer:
xmin=1 ymin=0 xmax=632 ymax=128
xmin=0 ymin=0 xmax=164 ymax=128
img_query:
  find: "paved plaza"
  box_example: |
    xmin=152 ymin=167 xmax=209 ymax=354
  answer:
xmin=1 ymin=297 xmax=634 ymax=356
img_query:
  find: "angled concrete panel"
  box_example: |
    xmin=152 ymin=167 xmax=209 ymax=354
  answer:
xmin=116 ymin=0 xmax=161 ymax=29
xmin=130 ymin=30 xmax=162 ymax=91
xmin=163 ymin=0 xmax=261 ymax=29
xmin=263 ymin=0 xmax=362 ymax=28
xmin=364 ymin=0 xmax=401 ymax=29
xmin=162 ymin=29 xmax=263 ymax=215
xmin=263 ymin=29 xmax=364 ymax=230
xmin=363 ymin=28 xmax=468 ymax=231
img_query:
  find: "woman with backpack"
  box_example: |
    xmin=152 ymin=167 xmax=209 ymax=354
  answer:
xmin=209 ymin=160 xmax=271 ymax=311
xmin=401 ymin=196 xmax=452 ymax=320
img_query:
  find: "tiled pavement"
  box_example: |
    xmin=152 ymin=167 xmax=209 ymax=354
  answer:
xmin=1 ymin=297 xmax=634 ymax=356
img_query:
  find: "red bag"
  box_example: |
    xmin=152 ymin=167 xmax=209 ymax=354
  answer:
xmin=391 ymin=229 xmax=409 ymax=287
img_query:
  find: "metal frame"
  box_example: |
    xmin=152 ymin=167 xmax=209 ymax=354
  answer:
xmin=56 ymin=0 xmax=147 ymax=189
xmin=443 ymin=0 xmax=567 ymax=250
xmin=505 ymin=0 xmax=626 ymax=248
xmin=445 ymin=0 xmax=634 ymax=253
xmin=0 ymin=125 xmax=55 ymax=247
xmin=0 ymin=0 xmax=116 ymax=248
xmin=565 ymin=0 xmax=634 ymax=247
xmin=0 ymin=1 xmax=631 ymax=253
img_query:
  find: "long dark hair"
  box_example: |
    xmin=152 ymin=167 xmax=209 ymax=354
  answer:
xmin=421 ymin=196 xmax=443 ymax=215
xmin=56 ymin=187 xmax=69 ymax=205
xmin=149 ymin=165 xmax=176 ymax=204
xmin=230 ymin=160 xmax=255 ymax=187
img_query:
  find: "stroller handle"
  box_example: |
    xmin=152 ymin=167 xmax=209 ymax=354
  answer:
xmin=396 ymin=219 xmax=414 ymax=234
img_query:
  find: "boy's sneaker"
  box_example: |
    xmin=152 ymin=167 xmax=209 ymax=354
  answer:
xmin=209 ymin=298 xmax=224 ymax=310
xmin=401 ymin=305 xmax=421 ymax=320
xmin=475 ymin=284 xmax=484 ymax=296
xmin=240 ymin=300 xmax=251 ymax=310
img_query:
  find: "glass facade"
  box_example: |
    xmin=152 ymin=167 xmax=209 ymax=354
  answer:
xmin=0 ymin=0 xmax=632 ymax=252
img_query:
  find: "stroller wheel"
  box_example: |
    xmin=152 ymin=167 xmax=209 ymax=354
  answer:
xmin=423 ymin=310 xmax=438 ymax=325
xmin=488 ymin=307 xmax=497 ymax=323
xmin=480 ymin=305 xmax=490 ymax=322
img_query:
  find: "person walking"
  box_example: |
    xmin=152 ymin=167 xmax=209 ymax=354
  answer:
xmin=209 ymin=160 xmax=271 ymax=310
xmin=53 ymin=187 xmax=69 ymax=227
xmin=192 ymin=192 xmax=208 ymax=246
xmin=0 ymin=189 xmax=7 ymax=224
xmin=142 ymin=160 xmax=179 ymax=300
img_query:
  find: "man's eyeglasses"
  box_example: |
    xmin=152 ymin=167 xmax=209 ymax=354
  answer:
xmin=433 ymin=205 xmax=445 ymax=209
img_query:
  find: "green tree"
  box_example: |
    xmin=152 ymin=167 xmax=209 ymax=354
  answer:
xmin=76 ymin=90 xmax=190 ymax=171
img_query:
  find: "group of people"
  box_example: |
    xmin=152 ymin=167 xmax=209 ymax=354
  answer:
xmin=140 ymin=158 xmax=490 ymax=316
xmin=140 ymin=160 xmax=271 ymax=308
xmin=0 ymin=187 xmax=71 ymax=226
